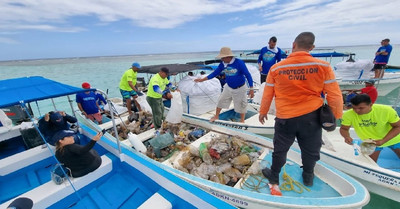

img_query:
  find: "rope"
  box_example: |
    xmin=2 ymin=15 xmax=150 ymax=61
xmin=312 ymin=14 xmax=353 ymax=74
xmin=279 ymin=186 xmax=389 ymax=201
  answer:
xmin=240 ymin=173 xmax=269 ymax=193
xmin=279 ymin=165 xmax=310 ymax=193
xmin=239 ymin=159 xmax=270 ymax=192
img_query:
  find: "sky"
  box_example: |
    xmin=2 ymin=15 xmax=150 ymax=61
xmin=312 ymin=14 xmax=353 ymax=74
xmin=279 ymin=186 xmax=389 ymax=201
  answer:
xmin=0 ymin=0 xmax=399 ymax=61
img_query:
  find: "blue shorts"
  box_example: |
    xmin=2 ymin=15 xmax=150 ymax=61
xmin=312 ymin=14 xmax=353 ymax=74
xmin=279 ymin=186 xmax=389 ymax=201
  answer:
xmin=375 ymin=142 xmax=400 ymax=151
xmin=120 ymin=89 xmax=138 ymax=99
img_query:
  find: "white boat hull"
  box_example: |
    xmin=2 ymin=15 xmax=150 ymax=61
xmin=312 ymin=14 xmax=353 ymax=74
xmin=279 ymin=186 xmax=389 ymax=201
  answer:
xmin=317 ymin=129 xmax=400 ymax=202
xmin=339 ymin=76 xmax=400 ymax=96
xmin=180 ymin=103 xmax=275 ymax=135
xmin=78 ymin=112 xmax=370 ymax=208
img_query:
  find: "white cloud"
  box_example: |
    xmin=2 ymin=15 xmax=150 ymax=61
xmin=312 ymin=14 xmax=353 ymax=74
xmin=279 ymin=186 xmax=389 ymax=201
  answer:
xmin=228 ymin=0 xmax=400 ymax=47
xmin=0 ymin=0 xmax=272 ymax=31
xmin=0 ymin=36 xmax=19 ymax=44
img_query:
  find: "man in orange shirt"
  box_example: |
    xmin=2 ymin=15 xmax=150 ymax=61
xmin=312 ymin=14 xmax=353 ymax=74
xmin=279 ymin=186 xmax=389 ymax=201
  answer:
xmin=258 ymin=32 xmax=343 ymax=195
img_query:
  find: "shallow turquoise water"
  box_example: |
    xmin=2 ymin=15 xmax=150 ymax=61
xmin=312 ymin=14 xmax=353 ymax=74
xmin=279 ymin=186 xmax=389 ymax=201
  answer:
xmin=1 ymin=45 xmax=399 ymax=207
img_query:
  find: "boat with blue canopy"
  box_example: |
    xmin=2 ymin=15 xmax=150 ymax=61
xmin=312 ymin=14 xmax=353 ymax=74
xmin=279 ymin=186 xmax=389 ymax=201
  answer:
xmin=0 ymin=76 xmax=236 ymax=209
xmin=77 ymin=88 xmax=371 ymax=208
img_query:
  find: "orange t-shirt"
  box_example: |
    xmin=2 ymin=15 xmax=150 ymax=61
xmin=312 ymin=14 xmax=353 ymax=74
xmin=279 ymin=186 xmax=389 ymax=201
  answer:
xmin=259 ymin=51 xmax=343 ymax=119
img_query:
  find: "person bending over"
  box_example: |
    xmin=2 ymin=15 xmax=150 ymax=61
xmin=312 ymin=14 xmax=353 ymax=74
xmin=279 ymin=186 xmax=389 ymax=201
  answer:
xmin=38 ymin=111 xmax=79 ymax=145
xmin=340 ymin=94 xmax=400 ymax=162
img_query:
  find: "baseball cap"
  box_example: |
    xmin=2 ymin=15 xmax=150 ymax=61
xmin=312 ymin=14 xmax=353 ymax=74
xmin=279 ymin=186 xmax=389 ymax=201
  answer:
xmin=7 ymin=197 xmax=33 ymax=209
xmin=161 ymin=67 xmax=169 ymax=74
xmin=50 ymin=112 xmax=63 ymax=122
xmin=132 ymin=62 xmax=141 ymax=69
xmin=382 ymin=38 xmax=390 ymax=42
xmin=52 ymin=130 xmax=75 ymax=142
xmin=81 ymin=82 xmax=91 ymax=89
xmin=365 ymin=80 xmax=375 ymax=85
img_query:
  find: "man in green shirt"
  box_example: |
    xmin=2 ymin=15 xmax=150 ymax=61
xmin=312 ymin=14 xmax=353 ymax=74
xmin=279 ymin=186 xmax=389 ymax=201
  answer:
xmin=147 ymin=67 xmax=172 ymax=129
xmin=340 ymin=94 xmax=400 ymax=162
xmin=119 ymin=62 xmax=142 ymax=115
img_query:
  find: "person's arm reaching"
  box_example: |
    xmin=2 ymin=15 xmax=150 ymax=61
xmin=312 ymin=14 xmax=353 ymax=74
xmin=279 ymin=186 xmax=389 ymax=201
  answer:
xmin=340 ymin=125 xmax=353 ymax=145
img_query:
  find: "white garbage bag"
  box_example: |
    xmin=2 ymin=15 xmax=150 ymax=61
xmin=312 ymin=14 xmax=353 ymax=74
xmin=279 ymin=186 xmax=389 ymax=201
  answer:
xmin=252 ymin=82 xmax=276 ymax=114
xmin=165 ymin=91 xmax=183 ymax=124
xmin=103 ymin=102 xmax=128 ymax=116
xmin=334 ymin=59 xmax=374 ymax=80
xmin=246 ymin=63 xmax=260 ymax=87
xmin=179 ymin=76 xmax=221 ymax=115
xmin=0 ymin=109 xmax=13 ymax=129
xmin=253 ymin=82 xmax=265 ymax=105
xmin=136 ymin=94 xmax=152 ymax=114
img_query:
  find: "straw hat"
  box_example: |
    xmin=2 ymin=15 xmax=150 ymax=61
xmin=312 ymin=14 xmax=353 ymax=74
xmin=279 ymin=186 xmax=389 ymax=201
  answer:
xmin=216 ymin=47 xmax=235 ymax=58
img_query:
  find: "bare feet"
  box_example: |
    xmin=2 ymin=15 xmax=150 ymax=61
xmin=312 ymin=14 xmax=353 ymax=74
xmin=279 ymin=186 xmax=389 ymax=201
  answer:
xmin=210 ymin=116 xmax=218 ymax=122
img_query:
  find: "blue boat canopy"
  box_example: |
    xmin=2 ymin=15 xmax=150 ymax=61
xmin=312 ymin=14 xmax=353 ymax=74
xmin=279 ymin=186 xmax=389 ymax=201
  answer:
xmin=0 ymin=76 xmax=88 ymax=108
xmin=246 ymin=50 xmax=352 ymax=58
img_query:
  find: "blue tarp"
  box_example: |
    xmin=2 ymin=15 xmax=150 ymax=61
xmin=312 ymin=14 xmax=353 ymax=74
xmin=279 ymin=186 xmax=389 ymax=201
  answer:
xmin=0 ymin=76 xmax=88 ymax=108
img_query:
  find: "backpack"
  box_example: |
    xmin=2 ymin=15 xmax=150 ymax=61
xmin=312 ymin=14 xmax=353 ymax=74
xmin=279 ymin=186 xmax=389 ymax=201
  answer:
xmin=51 ymin=164 xmax=71 ymax=185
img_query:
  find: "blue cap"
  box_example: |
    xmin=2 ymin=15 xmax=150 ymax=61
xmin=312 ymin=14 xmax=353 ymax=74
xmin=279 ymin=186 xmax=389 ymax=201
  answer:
xmin=50 ymin=112 xmax=62 ymax=122
xmin=132 ymin=62 xmax=141 ymax=69
xmin=52 ymin=130 xmax=75 ymax=142
xmin=365 ymin=80 xmax=375 ymax=85
xmin=7 ymin=197 xmax=33 ymax=209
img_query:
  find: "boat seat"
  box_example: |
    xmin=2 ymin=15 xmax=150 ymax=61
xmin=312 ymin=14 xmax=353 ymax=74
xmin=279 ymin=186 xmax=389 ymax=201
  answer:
xmin=0 ymin=155 xmax=112 ymax=209
xmin=98 ymin=114 xmax=129 ymax=130
xmin=137 ymin=192 xmax=172 ymax=209
xmin=0 ymin=145 xmax=54 ymax=176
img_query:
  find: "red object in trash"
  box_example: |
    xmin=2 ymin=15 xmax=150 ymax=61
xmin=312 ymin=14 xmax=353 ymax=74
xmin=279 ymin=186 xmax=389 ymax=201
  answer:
xmin=208 ymin=148 xmax=220 ymax=159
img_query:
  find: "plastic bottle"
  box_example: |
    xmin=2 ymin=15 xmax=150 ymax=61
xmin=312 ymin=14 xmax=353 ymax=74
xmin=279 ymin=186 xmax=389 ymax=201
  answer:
xmin=128 ymin=132 xmax=147 ymax=153
xmin=353 ymin=139 xmax=360 ymax=156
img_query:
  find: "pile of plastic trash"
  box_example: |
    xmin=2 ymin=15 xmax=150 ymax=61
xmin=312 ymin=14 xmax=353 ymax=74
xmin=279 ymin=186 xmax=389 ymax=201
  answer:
xmin=145 ymin=122 xmax=208 ymax=161
xmin=125 ymin=111 xmax=153 ymax=134
xmin=107 ymin=111 xmax=153 ymax=141
xmin=174 ymin=135 xmax=261 ymax=186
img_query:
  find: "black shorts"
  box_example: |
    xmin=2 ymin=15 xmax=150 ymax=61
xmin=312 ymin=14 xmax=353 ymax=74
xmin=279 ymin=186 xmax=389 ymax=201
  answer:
xmin=373 ymin=64 xmax=386 ymax=70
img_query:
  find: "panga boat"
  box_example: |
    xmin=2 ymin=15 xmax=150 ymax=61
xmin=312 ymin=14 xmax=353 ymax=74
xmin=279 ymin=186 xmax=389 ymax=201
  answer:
xmin=0 ymin=76 xmax=236 ymax=209
xmin=139 ymin=63 xmax=276 ymax=135
xmin=77 ymin=93 xmax=370 ymax=209
xmin=315 ymin=128 xmax=400 ymax=202
xmin=334 ymin=58 xmax=400 ymax=96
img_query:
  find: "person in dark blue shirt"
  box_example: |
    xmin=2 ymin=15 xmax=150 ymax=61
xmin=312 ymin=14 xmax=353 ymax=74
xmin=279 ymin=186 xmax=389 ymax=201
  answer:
xmin=76 ymin=82 xmax=103 ymax=124
xmin=373 ymin=38 xmax=392 ymax=78
xmin=38 ymin=111 xmax=79 ymax=145
xmin=258 ymin=36 xmax=282 ymax=83
xmin=195 ymin=47 xmax=254 ymax=123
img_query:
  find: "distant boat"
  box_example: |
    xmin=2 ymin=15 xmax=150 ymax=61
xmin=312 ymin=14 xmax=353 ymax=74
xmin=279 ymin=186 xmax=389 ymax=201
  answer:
xmin=0 ymin=76 xmax=236 ymax=209
xmin=335 ymin=59 xmax=400 ymax=96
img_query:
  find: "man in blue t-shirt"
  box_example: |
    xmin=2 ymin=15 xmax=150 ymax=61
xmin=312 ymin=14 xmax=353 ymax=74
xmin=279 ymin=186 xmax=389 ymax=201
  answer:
xmin=258 ymin=36 xmax=282 ymax=83
xmin=373 ymin=38 xmax=392 ymax=78
xmin=195 ymin=47 xmax=254 ymax=123
xmin=76 ymin=82 xmax=103 ymax=124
